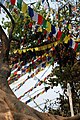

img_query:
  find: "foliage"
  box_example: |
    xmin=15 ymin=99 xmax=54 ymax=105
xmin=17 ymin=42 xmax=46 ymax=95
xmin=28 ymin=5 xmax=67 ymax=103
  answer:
xmin=1 ymin=2 xmax=52 ymax=53
xmin=48 ymin=61 xmax=80 ymax=116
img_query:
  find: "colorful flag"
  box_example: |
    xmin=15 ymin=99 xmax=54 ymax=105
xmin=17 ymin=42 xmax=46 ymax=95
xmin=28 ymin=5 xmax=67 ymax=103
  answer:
xmin=64 ymin=35 xmax=70 ymax=43
xmin=51 ymin=25 xmax=56 ymax=34
xmin=10 ymin=0 xmax=16 ymax=5
xmin=37 ymin=14 xmax=43 ymax=25
xmin=42 ymin=19 xmax=47 ymax=29
xmin=76 ymin=43 xmax=80 ymax=52
xmin=28 ymin=6 xmax=34 ymax=18
xmin=32 ymin=11 xmax=38 ymax=22
xmin=42 ymin=0 xmax=45 ymax=4
xmin=74 ymin=43 xmax=78 ymax=51
xmin=56 ymin=28 xmax=62 ymax=41
xmin=69 ymin=39 xmax=78 ymax=51
xmin=46 ymin=21 xmax=51 ymax=33
xmin=17 ymin=0 xmax=22 ymax=10
xmin=22 ymin=1 xmax=27 ymax=13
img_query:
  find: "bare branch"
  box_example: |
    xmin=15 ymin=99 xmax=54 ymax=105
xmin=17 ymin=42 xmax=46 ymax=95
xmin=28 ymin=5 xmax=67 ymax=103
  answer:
xmin=0 ymin=2 xmax=15 ymax=40
xmin=0 ymin=3 xmax=15 ymax=62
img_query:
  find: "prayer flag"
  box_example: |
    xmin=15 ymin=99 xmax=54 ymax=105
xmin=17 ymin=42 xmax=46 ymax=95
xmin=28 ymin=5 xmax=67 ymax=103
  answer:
xmin=37 ymin=14 xmax=43 ymax=25
xmin=64 ymin=35 xmax=70 ymax=43
xmin=56 ymin=28 xmax=62 ymax=41
xmin=17 ymin=0 xmax=22 ymax=10
xmin=22 ymin=1 xmax=27 ymax=13
xmin=46 ymin=21 xmax=51 ymax=32
xmin=74 ymin=43 xmax=78 ymax=51
xmin=76 ymin=43 xmax=80 ymax=52
xmin=42 ymin=19 xmax=47 ymax=29
xmin=42 ymin=0 xmax=45 ymax=3
xmin=28 ymin=6 xmax=34 ymax=18
xmin=51 ymin=25 xmax=56 ymax=34
xmin=32 ymin=11 xmax=38 ymax=22
xmin=10 ymin=0 xmax=16 ymax=5
xmin=69 ymin=39 xmax=78 ymax=51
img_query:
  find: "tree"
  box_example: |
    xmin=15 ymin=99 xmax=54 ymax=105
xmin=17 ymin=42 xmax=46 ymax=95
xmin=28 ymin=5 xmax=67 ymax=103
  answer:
xmin=48 ymin=43 xmax=80 ymax=116
xmin=0 ymin=2 xmax=80 ymax=120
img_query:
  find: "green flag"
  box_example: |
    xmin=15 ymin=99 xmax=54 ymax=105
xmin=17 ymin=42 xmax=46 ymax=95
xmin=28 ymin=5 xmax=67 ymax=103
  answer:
xmin=42 ymin=20 xmax=47 ymax=29
xmin=76 ymin=43 xmax=80 ymax=52
xmin=17 ymin=0 xmax=22 ymax=10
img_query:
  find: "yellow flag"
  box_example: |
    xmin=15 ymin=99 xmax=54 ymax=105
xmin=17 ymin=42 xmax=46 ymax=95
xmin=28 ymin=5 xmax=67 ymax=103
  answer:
xmin=23 ymin=49 xmax=26 ymax=53
xmin=18 ymin=49 xmax=22 ymax=54
xmin=68 ymin=24 xmax=72 ymax=30
xmin=46 ymin=21 xmax=51 ymax=32
xmin=64 ymin=35 xmax=70 ymax=43
xmin=13 ymin=50 xmax=17 ymax=54
xmin=54 ymin=41 xmax=58 ymax=46
xmin=22 ymin=1 xmax=27 ymax=14
xmin=38 ymin=26 xmax=42 ymax=32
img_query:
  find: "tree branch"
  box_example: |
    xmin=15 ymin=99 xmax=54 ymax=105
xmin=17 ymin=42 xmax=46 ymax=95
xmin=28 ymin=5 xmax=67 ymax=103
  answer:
xmin=0 ymin=25 xmax=9 ymax=62
xmin=65 ymin=113 xmax=80 ymax=120
xmin=0 ymin=2 xmax=15 ymax=40
xmin=0 ymin=3 xmax=15 ymax=62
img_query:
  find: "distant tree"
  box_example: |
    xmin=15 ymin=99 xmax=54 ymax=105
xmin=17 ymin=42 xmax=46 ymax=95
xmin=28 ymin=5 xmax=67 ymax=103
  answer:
xmin=49 ymin=44 xmax=80 ymax=116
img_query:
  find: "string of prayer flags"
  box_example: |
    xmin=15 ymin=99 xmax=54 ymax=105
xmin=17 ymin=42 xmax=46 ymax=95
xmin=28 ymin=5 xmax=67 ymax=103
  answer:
xmin=25 ymin=89 xmax=46 ymax=104
xmin=11 ymin=61 xmax=51 ymax=95
xmin=25 ymin=86 xmax=50 ymax=104
xmin=12 ymin=62 xmax=51 ymax=91
xmin=9 ymin=55 xmax=52 ymax=90
xmin=27 ymin=6 xmax=55 ymax=34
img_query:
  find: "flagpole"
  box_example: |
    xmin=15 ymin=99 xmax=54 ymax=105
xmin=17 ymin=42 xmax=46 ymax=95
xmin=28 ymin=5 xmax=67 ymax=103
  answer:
xmin=67 ymin=83 xmax=74 ymax=117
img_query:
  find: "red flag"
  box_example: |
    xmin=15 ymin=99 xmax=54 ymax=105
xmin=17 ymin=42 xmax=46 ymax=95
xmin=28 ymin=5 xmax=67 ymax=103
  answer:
xmin=10 ymin=0 xmax=16 ymax=5
xmin=37 ymin=14 xmax=43 ymax=25
xmin=74 ymin=43 xmax=78 ymax=51
xmin=56 ymin=29 xmax=62 ymax=40
xmin=28 ymin=22 xmax=33 ymax=28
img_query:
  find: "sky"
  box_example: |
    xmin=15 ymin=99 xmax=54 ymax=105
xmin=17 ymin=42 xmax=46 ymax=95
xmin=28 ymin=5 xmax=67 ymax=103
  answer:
xmin=9 ymin=63 xmax=63 ymax=112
